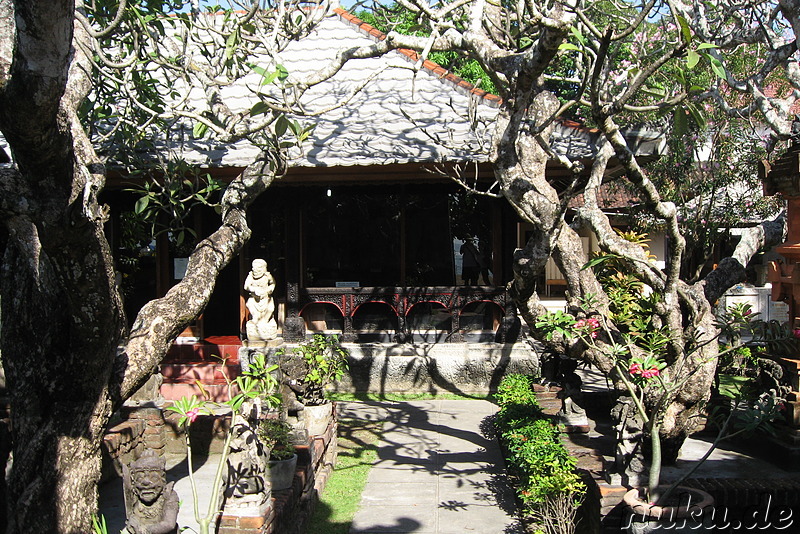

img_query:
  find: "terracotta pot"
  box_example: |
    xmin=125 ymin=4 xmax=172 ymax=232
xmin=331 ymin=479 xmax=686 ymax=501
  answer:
xmin=266 ymin=453 xmax=298 ymax=492
xmin=623 ymin=486 xmax=714 ymax=534
xmin=303 ymin=402 xmax=333 ymax=436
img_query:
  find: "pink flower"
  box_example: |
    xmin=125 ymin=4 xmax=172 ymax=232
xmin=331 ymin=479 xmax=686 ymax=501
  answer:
xmin=793 ymin=329 xmax=800 ymax=339
xmin=186 ymin=408 xmax=201 ymax=423
xmin=587 ymin=318 xmax=600 ymax=329
xmin=575 ymin=319 xmax=586 ymax=329
xmin=641 ymin=368 xmax=660 ymax=379
xmin=629 ymin=363 xmax=642 ymax=375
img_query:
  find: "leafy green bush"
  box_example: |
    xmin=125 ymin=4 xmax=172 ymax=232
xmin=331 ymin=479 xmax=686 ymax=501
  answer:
xmin=495 ymin=374 xmax=585 ymax=534
xmin=495 ymin=373 xmax=540 ymax=406
xmin=494 ymin=373 xmax=543 ymax=430
xmin=278 ymin=334 xmax=349 ymax=404
xmin=502 ymin=419 xmax=583 ymax=505
xmin=257 ymin=418 xmax=296 ymax=460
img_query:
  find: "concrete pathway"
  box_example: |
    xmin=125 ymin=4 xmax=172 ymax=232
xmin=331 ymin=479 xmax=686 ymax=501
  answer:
xmin=340 ymin=399 xmax=524 ymax=534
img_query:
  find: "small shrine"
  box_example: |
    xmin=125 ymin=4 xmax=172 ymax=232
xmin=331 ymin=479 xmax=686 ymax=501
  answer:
xmin=761 ymin=142 xmax=800 ymax=433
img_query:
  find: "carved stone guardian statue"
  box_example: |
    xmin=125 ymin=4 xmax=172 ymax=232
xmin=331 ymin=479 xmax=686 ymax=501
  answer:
xmin=244 ymin=259 xmax=283 ymax=347
xmin=278 ymin=354 xmax=311 ymax=441
xmin=555 ymin=358 xmax=589 ymax=430
xmin=225 ymin=410 xmax=271 ymax=515
xmin=123 ymin=449 xmax=179 ymax=534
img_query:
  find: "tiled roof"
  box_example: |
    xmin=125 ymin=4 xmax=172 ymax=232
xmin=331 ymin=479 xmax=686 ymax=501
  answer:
xmin=169 ymin=10 xmax=502 ymax=169
xmin=569 ymin=182 xmax=641 ymax=210
xmin=166 ymin=8 xmax=628 ymax=170
xmin=333 ymin=8 xmax=502 ymax=106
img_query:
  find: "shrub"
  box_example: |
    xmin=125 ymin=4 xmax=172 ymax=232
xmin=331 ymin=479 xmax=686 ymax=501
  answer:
xmin=495 ymin=374 xmax=585 ymax=534
xmin=494 ymin=373 xmax=542 ymax=430
xmin=257 ymin=418 xmax=296 ymax=460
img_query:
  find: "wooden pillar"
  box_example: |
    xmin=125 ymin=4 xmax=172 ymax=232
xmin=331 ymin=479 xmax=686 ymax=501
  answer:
xmin=492 ymin=200 xmax=502 ymax=285
xmin=283 ymin=201 xmax=305 ymax=341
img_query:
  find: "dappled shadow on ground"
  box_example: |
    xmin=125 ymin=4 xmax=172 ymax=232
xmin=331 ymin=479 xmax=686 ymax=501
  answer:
xmin=338 ymin=400 xmax=526 ymax=533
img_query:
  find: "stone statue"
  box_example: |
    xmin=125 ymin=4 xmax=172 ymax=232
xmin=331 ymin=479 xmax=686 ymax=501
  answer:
xmin=122 ymin=449 xmax=179 ymax=534
xmin=278 ymin=355 xmax=313 ymax=441
xmin=755 ymin=357 xmax=790 ymax=398
xmin=225 ymin=413 xmax=271 ymax=515
xmin=609 ymin=396 xmax=646 ymax=487
xmin=244 ymin=259 xmax=281 ymax=346
xmin=279 ymin=356 xmax=310 ymax=408
xmin=555 ymin=359 xmax=588 ymax=429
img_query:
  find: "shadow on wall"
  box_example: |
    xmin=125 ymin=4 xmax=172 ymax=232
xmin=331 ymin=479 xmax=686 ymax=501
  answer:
xmin=340 ymin=342 xmax=539 ymax=397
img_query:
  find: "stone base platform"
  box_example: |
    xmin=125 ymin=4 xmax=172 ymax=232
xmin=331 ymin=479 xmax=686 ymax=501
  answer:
xmin=242 ymin=341 xmax=540 ymax=396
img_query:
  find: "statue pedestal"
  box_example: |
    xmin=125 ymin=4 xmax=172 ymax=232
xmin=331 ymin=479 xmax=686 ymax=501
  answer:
xmin=224 ymin=492 xmax=271 ymax=517
xmin=243 ymin=337 xmax=284 ymax=349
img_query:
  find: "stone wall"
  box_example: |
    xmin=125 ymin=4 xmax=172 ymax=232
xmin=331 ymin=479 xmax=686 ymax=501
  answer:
xmin=248 ymin=341 xmax=540 ymax=396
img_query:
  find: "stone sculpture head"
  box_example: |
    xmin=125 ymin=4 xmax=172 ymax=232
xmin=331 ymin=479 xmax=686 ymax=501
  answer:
xmin=251 ymin=259 xmax=267 ymax=278
xmin=129 ymin=449 xmax=167 ymax=505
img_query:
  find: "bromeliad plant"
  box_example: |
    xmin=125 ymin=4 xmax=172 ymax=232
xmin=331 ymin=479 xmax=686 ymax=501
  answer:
xmin=166 ymin=353 xmax=280 ymax=534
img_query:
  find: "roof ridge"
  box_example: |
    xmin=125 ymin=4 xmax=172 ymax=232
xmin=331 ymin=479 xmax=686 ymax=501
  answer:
xmin=333 ymin=7 xmax=501 ymax=107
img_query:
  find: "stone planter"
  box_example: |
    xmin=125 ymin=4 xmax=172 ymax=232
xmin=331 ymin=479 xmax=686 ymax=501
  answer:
xmin=303 ymin=402 xmax=333 ymax=436
xmin=623 ymin=486 xmax=714 ymax=533
xmin=266 ymin=453 xmax=298 ymax=492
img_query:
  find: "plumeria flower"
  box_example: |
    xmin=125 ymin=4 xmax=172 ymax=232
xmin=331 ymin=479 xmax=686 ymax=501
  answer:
xmin=641 ymin=368 xmax=660 ymax=379
xmin=186 ymin=407 xmax=201 ymax=423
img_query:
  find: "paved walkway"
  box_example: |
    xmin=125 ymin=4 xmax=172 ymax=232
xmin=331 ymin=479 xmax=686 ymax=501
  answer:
xmin=99 ymin=399 xmax=523 ymax=533
xmin=340 ymin=399 xmax=524 ymax=534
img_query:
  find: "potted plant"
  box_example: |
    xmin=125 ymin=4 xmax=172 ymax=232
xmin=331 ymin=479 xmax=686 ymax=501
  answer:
xmin=257 ymin=418 xmax=298 ymax=491
xmin=277 ymin=334 xmax=349 ymax=436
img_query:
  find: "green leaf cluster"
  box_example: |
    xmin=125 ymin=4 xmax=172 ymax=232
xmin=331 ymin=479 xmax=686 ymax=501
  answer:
xmin=278 ymin=334 xmax=349 ymax=404
xmin=125 ymin=158 xmax=224 ymax=249
xmin=494 ymin=375 xmax=585 ymax=512
xmin=229 ymin=353 xmax=281 ymax=412
xmin=534 ymin=310 xmax=577 ymax=341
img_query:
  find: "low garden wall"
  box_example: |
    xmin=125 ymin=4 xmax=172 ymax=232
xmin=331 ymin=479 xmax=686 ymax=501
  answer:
xmin=250 ymin=341 xmax=540 ymax=396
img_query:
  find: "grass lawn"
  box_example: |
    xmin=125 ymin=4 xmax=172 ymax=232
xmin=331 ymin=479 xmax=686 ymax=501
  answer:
xmin=307 ymin=416 xmax=383 ymax=534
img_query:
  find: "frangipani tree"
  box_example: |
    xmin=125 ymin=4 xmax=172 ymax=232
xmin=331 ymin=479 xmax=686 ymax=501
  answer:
xmin=352 ymin=0 xmax=797 ymax=481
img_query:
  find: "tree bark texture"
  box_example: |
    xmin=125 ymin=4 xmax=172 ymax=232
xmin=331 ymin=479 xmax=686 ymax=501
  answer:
xmin=0 ymin=2 xmax=276 ymax=530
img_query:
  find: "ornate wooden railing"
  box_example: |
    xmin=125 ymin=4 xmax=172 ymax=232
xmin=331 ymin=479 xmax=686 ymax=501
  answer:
xmin=282 ymin=285 xmax=512 ymax=342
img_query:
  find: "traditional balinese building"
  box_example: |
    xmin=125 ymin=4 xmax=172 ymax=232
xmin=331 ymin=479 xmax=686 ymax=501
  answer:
xmin=95 ymin=8 xmax=666 ymax=398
